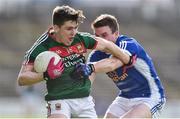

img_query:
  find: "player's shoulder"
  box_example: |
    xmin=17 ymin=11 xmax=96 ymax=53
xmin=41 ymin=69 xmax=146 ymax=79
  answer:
xmin=88 ymin=50 xmax=104 ymax=61
xmin=34 ymin=31 xmax=50 ymax=43
xmin=77 ymin=32 xmax=91 ymax=36
xmin=117 ymin=35 xmax=139 ymax=46
xmin=76 ymin=32 xmax=93 ymax=37
xmin=118 ymin=35 xmax=136 ymax=41
xmin=89 ymin=49 xmax=110 ymax=58
xmin=89 ymin=50 xmax=102 ymax=55
xmin=27 ymin=31 xmax=50 ymax=51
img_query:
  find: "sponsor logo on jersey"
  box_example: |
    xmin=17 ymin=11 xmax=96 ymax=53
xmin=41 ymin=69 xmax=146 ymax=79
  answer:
xmin=49 ymin=43 xmax=86 ymax=68
xmin=106 ymin=71 xmax=128 ymax=82
xmin=64 ymin=55 xmax=85 ymax=68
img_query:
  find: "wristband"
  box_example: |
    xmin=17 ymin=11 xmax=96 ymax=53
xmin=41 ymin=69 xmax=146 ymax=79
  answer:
xmin=124 ymin=54 xmax=137 ymax=66
xmin=88 ymin=63 xmax=95 ymax=73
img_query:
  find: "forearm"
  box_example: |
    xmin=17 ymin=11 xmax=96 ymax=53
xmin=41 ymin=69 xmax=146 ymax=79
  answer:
xmin=18 ymin=71 xmax=44 ymax=86
xmin=93 ymin=57 xmax=123 ymax=73
xmin=73 ymin=58 xmax=122 ymax=79
xmin=104 ymin=41 xmax=129 ymax=64
xmin=93 ymin=61 xmax=112 ymax=73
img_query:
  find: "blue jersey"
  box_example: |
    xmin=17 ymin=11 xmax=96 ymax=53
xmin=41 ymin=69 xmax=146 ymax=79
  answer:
xmin=88 ymin=35 xmax=165 ymax=99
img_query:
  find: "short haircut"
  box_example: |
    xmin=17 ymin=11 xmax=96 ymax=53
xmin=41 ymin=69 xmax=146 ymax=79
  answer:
xmin=91 ymin=14 xmax=119 ymax=33
xmin=52 ymin=5 xmax=85 ymax=26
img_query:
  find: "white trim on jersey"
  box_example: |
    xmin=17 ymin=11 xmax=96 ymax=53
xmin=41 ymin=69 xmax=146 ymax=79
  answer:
xmin=119 ymin=40 xmax=127 ymax=50
xmin=119 ymin=40 xmax=132 ymax=56
xmin=134 ymin=58 xmax=161 ymax=100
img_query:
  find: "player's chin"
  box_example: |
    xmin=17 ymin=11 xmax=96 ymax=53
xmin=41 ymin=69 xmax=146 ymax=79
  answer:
xmin=66 ymin=40 xmax=73 ymax=46
xmin=65 ymin=42 xmax=71 ymax=46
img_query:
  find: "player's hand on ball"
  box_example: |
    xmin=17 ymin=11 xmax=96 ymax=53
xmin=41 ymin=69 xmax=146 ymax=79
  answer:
xmin=71 ymin=63 xmax=95 ymax=79
xmin=43 ymin=57 xmax=64 ymax=80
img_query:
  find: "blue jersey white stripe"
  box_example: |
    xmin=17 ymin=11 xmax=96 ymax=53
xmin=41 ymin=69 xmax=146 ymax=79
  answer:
xmin=88 ymin=35 xmax=165 ymax=99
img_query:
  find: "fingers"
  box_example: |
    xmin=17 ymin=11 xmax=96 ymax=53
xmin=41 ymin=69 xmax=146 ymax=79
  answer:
xmin=76 ymin=64 xmax=83 ymax=73
xmin=49 ymin=57 xmax=64 ymax=67
xmin=49 ymin=57 xmax=55 ymax=65
xmin=76 ymin=63 xmax=85 ymax=70
xmin=75 ymin=64 xmax=79 ymax=69
xmin=57 ymin=59 xmax=64 ymax=67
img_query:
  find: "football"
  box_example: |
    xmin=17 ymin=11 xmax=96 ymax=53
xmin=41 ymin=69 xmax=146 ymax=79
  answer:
xmin=34 ymin=51 xmax=61 ymax=73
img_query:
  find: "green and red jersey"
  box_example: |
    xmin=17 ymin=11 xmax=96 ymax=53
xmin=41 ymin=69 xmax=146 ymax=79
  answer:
xmin=23 ymin=29 xmax=97 ymax=101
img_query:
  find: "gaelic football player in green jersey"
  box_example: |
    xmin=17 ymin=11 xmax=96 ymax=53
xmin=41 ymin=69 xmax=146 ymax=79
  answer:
xmin=17 ymin=5 xmax=130 ymax=118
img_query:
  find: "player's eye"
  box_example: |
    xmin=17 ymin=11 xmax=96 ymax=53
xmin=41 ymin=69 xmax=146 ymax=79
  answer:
xmin=66 ymin=27 xmax=73 ymax=30
xmin=101 ymin=34 xmax=107 ymax=38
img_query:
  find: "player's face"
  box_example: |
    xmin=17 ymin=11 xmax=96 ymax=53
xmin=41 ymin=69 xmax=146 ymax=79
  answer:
xmin=54 ymin=20 xmax=78 ymax=46
xmin=94 ymin=26 xmax=118 ymax=43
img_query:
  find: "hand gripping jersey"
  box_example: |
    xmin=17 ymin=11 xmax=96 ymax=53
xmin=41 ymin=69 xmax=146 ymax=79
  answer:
xmin=23 ymin=29 xmax=97 ymax=101
xmin=88 ymin=35 xmax=165 ymax=99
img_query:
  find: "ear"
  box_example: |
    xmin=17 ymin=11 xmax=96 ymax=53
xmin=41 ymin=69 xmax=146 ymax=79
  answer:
xmin=114 ymin=31 xmax=119 ymax=37
xmin=53 ymin=25 xmax=60 ymax=32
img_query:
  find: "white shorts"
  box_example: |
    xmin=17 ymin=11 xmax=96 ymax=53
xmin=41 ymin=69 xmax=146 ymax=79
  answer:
xmin=105 ymin=96 xmax=166 ymax=118
xmin=46 ymin=96 xmax=97 ymax=118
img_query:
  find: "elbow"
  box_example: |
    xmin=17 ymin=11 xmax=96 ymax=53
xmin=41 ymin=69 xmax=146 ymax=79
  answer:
xmin=18 ymin=82 xmax=24 ymax=86
xmin=17 ymin=76 xmax=25 ymax=86
xmin=17 ymin=79 xmax=23 ymax=86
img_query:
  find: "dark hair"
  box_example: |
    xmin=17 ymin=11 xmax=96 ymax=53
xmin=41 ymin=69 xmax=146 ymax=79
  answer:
xmin=91 ymin=14 xmax=119 ymax=33
xmin=52 ymin=5 xmax=85 ymax=26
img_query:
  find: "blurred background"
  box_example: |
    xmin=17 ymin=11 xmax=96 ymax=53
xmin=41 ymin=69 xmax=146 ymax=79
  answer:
xmin=0 ymin=0 xmax=180 ymax=117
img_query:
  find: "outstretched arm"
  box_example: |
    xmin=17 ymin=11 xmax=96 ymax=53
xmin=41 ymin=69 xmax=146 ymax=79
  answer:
xmin=88 ymin=57 xmax=122 ymax=83
xmin=95 ymin=37 xmax=130 ymax=65
xmin=72 ymin=54 xmax=137 ymax=79
xmin=93 ymin=57 xmax=123 ymax=73
xmin=71 ymin=57 xmax=123 ymax=80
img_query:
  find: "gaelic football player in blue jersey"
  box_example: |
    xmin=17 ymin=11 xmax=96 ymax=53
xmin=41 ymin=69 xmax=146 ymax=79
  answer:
xmin=74 ymin=14 xmax=166 ymax=118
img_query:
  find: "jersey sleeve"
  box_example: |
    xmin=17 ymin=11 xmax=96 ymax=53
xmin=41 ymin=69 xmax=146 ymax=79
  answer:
xmin=23 ymin=46 xmax=46 ymax=65
xmin=23 ymin=49 xmax=36 ymax=65
xmin=23 ymin=40 xmax=47 ymax=65
xmin=77 ymin=32 xmax=97 ymax=49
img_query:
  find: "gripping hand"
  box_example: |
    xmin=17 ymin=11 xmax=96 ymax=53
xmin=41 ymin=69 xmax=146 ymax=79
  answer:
xmin=71 ymin=63 xmax=95 ymax=79
xmin=43 ymin=57 xmax=64 ymax=80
